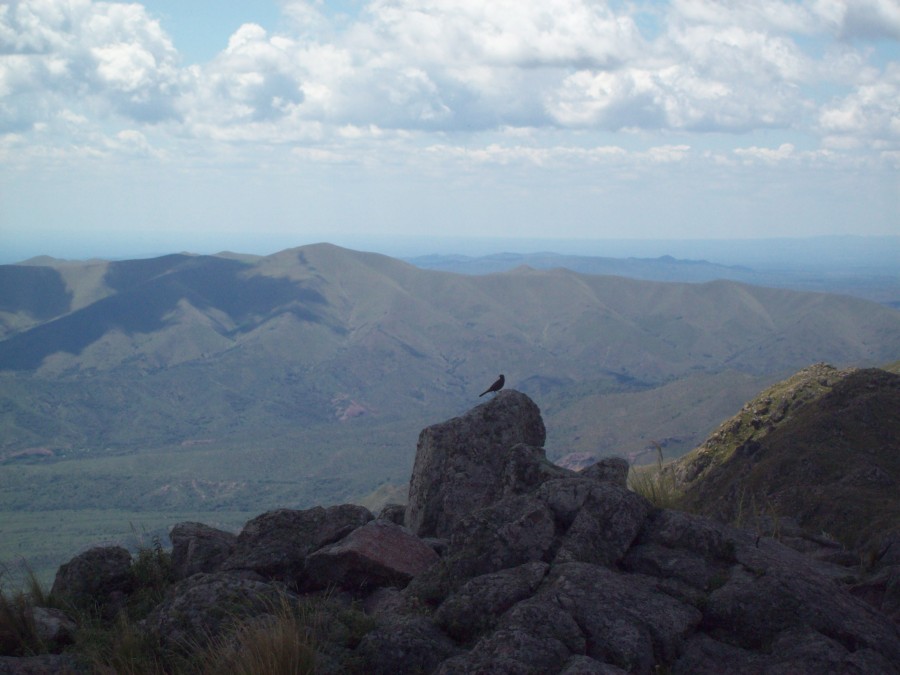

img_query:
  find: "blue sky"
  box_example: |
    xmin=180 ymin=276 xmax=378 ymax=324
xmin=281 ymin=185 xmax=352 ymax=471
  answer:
xmin=1 ymin=0 xmax=898 ymax=262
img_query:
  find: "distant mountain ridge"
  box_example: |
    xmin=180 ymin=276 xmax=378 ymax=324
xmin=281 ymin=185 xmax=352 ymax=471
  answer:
xmin=406 ymin=251 xmax=755 ymax=282
xmin=405 ymin=250 xmax=900 ymax=306
xmin=1 ymin=243 xmax=899 ymax=456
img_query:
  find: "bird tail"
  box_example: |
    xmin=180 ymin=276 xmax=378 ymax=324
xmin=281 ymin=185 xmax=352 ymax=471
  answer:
xmin=478 ymin=390 xmax=488 ymax=397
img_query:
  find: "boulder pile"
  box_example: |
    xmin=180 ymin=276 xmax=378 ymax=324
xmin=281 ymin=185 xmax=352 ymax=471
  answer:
xmin=15 ymin=390 xmax=900 ymax=673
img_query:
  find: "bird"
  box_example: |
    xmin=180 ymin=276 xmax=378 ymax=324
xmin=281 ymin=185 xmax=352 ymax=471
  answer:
xmin=479 ymin=374 xmax=505 ymax=397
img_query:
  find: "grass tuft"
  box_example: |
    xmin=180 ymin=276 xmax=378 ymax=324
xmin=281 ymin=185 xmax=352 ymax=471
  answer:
xmin=628 ymin=442 xmax=681 ymax=509
xmin=0 ymin=567 xmax=54 ymax=657
xmin=196 ymin=593 xmax=319 ymax=675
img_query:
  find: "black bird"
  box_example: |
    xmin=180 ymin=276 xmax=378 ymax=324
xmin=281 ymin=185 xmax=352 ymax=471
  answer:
xmin=479 ymin=374 xmax=505 ymax=397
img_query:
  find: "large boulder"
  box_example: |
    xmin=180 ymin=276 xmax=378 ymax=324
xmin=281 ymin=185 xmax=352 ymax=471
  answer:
xmin=539 ymin=478 xmax=652 ymax=567
xmin=304 ymin=520 xmax=439 ymax=591
xmin=355 ymin=614 xmax=460 ymax=675
xmin=405 ymin=390 xmax=547 ymax=538
xmin=434 ymin=561 xmax=549 ymax=643
xmin=143 ymin=571 xmax=288 ymax=650
xmin=50 ymin=546 xmax=133 ymax=614
xmin=223 ymin=504 xmax=373 ymax=583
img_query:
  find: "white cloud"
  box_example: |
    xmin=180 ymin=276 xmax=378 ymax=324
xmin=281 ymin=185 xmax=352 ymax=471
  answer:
xmin=0 ymin=0 xmax=181 ymax=129
xmin=818 ymin=63 xmax=900 ymax=147
xmin=1 ymin=0 xmax=898 ymax=167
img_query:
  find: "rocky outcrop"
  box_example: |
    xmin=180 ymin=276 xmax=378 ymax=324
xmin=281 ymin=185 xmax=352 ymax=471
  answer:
xmin=222 ymin=504 xmax=373 ymax=583
xmin=398 ymin=391 xmax=900 ymax=673
xmin=405 ymin=390 xmax=547 ymax=538
xmin=17 ymin=387 xmax=900 ymax=673
xmin=49 ymin=546 xmax=133 ymax=616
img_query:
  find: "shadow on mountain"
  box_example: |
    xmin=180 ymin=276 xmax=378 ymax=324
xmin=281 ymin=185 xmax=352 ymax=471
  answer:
xmin=0 ymin=266 xmax=72 ymax=319
xmin=0 ymin=255 xmax=328 ymax=371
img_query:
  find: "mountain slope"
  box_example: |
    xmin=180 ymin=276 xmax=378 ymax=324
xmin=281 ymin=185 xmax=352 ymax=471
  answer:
xmin=672 ymin=365 xmax=900 ymax=550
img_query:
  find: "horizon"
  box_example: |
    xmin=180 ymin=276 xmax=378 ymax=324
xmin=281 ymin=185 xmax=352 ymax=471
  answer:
xmin=2 ymin=1 xmax=899 ymax=258
xmin=5 ymin=234 xmax=900 ymax=274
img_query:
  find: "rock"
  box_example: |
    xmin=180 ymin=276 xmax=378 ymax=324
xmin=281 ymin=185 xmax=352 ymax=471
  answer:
xmin=636 ymin=508 xmax=738 ymax=562
xmin=434 ymin=561 xmax=549 ymax=642
xmin=673 ymin=629 xmax=900 ymax=675
xmin=444 ymin=494 xmax=557 ymax=586
xmin=579 ymin=456 xmax=629 ymax=487
xmin=143 ymin=571 xmax=288 ymax=650
xmin=671 ymin=634 xmax=771 ymax=674
xmin=26 ymin=607 xmax=75 ymax=646
xmin=406 ymin=390 xmax=546 ymax=538
xmin=435 ymin=592 xmax=586 ymax=674
xmin=50 ymin=546 xmax=133 ymax=614
xmin=850 ymin=565 xmax=900 ymax=624
xmin=304 ymin=520 xmax=439 ymax=592
xmin=377 ymin=503 xmax=406 ymax=525
xmin=541 ymin=562 xmax=702 ymax=672
xmin=27 ymin=382 xmax=900 ymax=674
xmin=500 ymin=443 xmax=573 ymax=497
xmin=560 ymin=656 xmax=629 ymax=674
xmin=696 ymin=532 xmax=900 ymax=669
xmin=223 ymin=504 xmax=373 ymax=583
xmin=0 ymin=654 xmax=83 ymax=674
xmin=622 ymin=543 xmax=717 ymax=592
xmin=361 ymin=587 xmax=414 ymax=617
xmin=170 ymin=522 xmax=236 ymax=580
xmin=547 ymin=480 xmax=652 ymax=567
xmin=355 ymin=613 xmax=460 ymax=675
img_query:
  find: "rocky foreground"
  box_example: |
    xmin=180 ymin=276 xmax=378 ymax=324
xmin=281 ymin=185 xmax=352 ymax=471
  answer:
xmin=6 ymin=390 xmax=900 ymax=673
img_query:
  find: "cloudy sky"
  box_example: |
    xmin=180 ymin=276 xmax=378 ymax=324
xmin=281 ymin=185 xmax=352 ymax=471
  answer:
xmin=1 ymin=0 xmax=898 ymax=262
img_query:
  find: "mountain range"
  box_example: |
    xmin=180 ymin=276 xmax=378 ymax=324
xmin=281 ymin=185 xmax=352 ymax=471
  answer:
xmin=3 ymin=242 xmax=900 ymax=459
xmin=405 ymin=250 xmax=900 ymax=306
xmin=2 ymin=242 xmax=900 ymax=584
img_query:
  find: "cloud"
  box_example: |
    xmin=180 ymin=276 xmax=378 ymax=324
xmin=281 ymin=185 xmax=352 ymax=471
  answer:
xmin=0 ymin=0 xmax=181 ymax=130
xmin=815 ymin=0 xmax=900 ymax=41
xmin=1 ymin=0 xmax=898 ymax=163
xmin=818 ymin=63 xmax=900 ymax=148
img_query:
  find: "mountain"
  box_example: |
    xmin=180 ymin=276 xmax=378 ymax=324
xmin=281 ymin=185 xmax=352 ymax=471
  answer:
xmin=2 ymin=243 xmax=899 ymax=461
xmin=671 ymin=364 xmax=900 ymax=553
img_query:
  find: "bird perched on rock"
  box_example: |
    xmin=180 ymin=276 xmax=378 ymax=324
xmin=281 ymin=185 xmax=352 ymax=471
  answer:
xmin=479 ymin=374 xmax=505 ymax=397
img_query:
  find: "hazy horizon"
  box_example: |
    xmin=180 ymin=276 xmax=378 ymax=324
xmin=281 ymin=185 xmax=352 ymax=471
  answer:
xmin=5 ymin=234 xmax=900 ymax=277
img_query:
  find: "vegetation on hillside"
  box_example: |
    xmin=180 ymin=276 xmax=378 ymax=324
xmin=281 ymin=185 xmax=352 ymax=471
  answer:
xmin=672 ymin=366 xmax=900 ymax=551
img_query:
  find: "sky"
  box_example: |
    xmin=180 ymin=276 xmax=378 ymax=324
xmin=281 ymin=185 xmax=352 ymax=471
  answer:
xmin=1 ymin=0 xmax=899 ymax=262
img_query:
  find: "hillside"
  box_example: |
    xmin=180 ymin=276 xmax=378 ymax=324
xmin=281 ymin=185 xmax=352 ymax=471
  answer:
xmin=672 ymin=364 xmax=900 ymax=552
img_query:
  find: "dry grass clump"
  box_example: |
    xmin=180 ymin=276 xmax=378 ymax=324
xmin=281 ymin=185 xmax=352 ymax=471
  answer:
xmin=627 ymin=442 xmax=680 ymax=509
